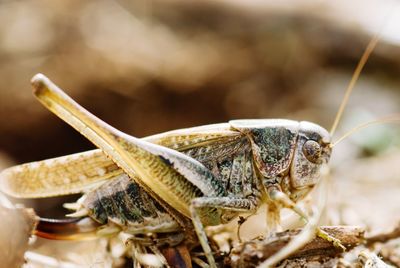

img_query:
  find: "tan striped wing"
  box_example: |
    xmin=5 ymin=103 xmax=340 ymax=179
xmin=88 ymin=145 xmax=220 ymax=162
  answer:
xmin=0 ymin=150 xmax=122 ymax=198
xmin=0 ymin=123 xmax=241 ymax=198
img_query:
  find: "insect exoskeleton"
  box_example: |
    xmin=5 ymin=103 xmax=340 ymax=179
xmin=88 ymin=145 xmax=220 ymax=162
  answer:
xmin=0 ymin=30 xmax=385 ymax=267
xmin=0 ymin=79 xmax=334 ymax=267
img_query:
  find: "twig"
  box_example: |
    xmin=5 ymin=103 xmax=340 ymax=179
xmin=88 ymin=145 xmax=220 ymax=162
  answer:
xmin=366 ymin=222 xmax=400 ymax=246
xmin=228 ymin=226 xmax=364 ymax=267
xmin=358 ymin=250 xmax=394 ymax=268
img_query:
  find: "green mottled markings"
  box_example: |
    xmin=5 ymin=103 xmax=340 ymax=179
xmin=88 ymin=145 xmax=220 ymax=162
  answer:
xmin=252 ymin=128 xmax=296 ymax=165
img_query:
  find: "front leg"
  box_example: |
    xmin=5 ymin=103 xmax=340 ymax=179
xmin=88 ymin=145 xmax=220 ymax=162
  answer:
xmin=190 ymin=196 xmax=259 ymax=268
xmin=267 ymin=185 xmax=308 ymax=221
xmin=267 ymin=184 xmax=345 ymax=250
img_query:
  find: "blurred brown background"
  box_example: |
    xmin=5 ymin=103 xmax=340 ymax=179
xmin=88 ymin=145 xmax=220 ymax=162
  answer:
xmin=1 ymin=0 xmax=400 ymax=267
xmin=1 ymin=0 xmax=399 ymax=165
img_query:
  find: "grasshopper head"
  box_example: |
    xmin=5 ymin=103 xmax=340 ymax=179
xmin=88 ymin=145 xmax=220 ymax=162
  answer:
xmin=230 ymin=119 xmax=331 ymax=202
xmin=288 ymin=121 xmax=331 ymax=200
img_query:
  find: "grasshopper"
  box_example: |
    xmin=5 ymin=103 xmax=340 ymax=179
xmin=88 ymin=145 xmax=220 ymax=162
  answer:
xmin=0 ymin=34 xmax=386 ymax=267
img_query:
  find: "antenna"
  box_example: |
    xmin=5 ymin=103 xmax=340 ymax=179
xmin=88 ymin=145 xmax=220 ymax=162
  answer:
xmin=329 ymin=34 xmax=381 ymax=137
xmin=331 ymin=115 xmax=400 ymax=147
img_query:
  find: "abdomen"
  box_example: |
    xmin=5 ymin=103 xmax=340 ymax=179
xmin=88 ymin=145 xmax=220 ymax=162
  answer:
xmin=83 ymin=174 xmax=181 ymax=234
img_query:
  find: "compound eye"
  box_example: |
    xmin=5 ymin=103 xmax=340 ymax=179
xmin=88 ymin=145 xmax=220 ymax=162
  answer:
xmin=302 ymin=140 xmax=322 ymax=164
